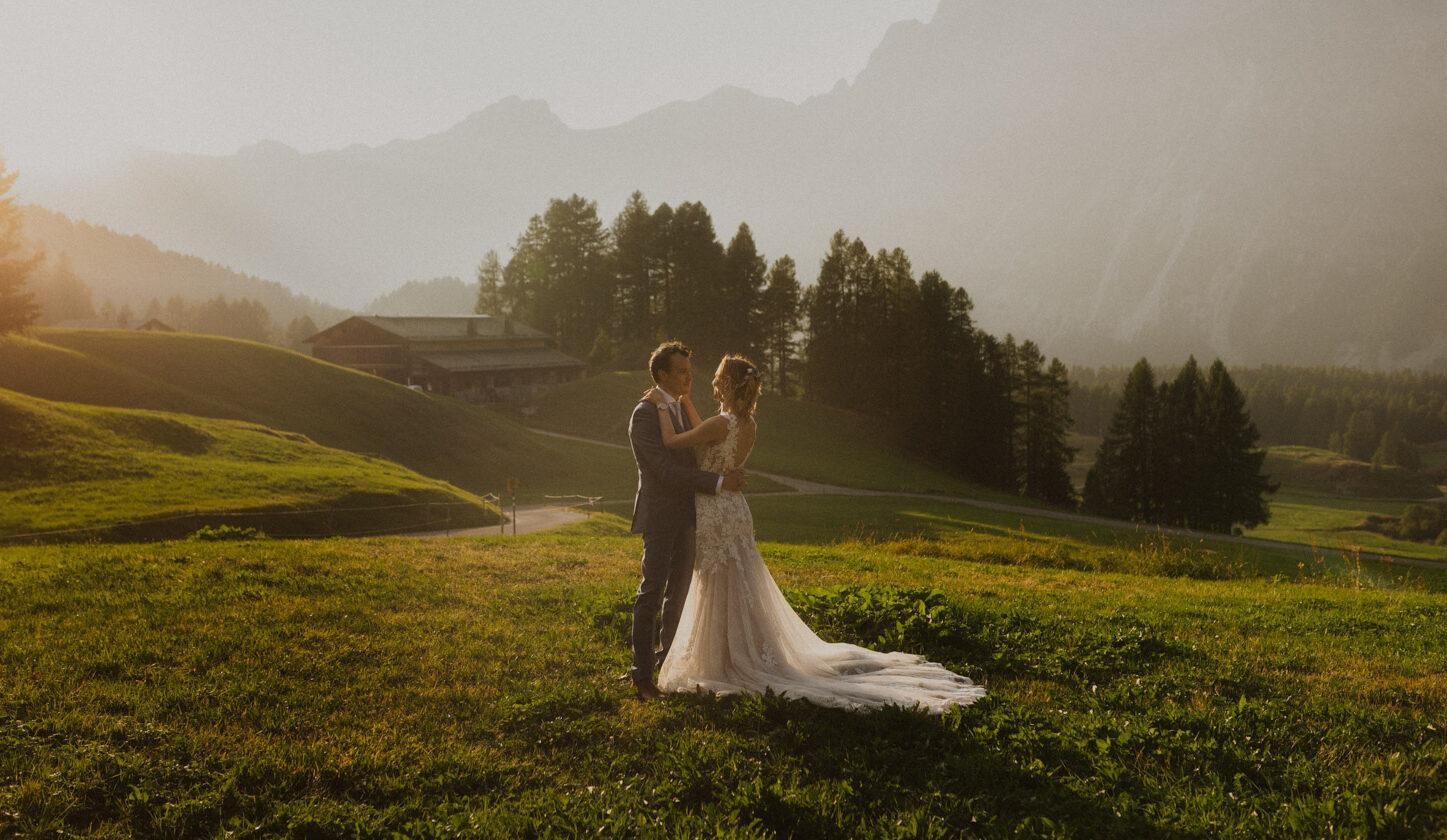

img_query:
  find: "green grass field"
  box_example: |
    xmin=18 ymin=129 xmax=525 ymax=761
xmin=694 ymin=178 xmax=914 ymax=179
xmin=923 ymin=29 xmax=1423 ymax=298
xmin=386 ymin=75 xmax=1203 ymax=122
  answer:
xmin=0 ymin=388 xmax=499 ymax=539
xmin=0 ymin=330 xmax=641 ymax=505
xmin=1244 ymin=448 xmax=1447 ymax=562
xmin=585 ymin=495 xmax=1447 ymax=594
xmin=2 ymin=535 xmax=1442 ymax=838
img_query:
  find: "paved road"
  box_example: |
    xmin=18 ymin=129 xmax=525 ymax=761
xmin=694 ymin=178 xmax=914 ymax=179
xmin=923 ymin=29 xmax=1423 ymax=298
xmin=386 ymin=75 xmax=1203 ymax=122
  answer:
xmin=430 ymin=428 xmax=1447 ymax=571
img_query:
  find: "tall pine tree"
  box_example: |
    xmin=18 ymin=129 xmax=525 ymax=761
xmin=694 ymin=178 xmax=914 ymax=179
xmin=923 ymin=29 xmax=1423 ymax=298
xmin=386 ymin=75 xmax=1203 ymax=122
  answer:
xmin=610 ymin=191 xmax=656 ymax=358
xmin=760 ymin=256 xmax=802 ymax=396
xmin=474 ymin=250 xmax=504 ymax=316
xmin=803 ymin=231 xmax=852 ymax=406
xmin=876 ymin=248 xmax=927 ymax=422
xmin=1085 ymin=358 xmax=1161 ymax=522
xmin=1014 ymin=344 xmax=1077 ymax=505
xmin=1202 ymin=359 xmax=1274 ymax=533
xmin=1157 ymin=357 xmax=1210 ymax=528
xmin=665 ymin=201 xmax=726 ymax=363
xmin=720 ymin=223 xmax=768 ymax=360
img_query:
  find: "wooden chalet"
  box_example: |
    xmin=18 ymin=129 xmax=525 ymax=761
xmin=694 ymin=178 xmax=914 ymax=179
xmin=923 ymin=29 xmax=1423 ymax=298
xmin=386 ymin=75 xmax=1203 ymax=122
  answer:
xmin=305 ymin=315 xmax=586 ymax=403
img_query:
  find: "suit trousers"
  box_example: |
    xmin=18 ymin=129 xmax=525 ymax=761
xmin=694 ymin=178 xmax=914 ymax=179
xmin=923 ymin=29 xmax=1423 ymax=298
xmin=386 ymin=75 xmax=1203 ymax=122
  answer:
xmin=630 ymin=524 xmax=696 ymax=684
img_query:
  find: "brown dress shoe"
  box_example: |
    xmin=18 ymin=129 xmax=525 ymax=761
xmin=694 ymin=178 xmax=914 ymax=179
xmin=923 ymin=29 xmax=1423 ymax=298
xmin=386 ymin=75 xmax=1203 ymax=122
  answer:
xmin=634 ymin=681 xmax=664 ymax=701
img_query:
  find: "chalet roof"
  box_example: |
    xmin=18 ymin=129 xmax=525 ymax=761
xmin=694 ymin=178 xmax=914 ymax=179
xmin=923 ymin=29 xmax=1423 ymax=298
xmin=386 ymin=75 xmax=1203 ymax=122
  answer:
xmin=415 ymin=347 xmax=586 ymax=373
xmin=342 ymin=315 xmax=546 ymax=341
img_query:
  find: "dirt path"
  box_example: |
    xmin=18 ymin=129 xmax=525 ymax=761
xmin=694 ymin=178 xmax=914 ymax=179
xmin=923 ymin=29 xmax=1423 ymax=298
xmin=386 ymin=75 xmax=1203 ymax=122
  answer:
xmin=408 ymin=503 xmax=592 ymax=537
xmin=472 ymin=429 xmax=1447 ymax=571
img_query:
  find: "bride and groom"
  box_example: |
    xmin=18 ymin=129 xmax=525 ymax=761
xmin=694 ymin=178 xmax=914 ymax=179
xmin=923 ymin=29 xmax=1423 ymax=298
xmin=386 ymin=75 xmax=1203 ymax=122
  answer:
xmin=627 ymin=341 xmax=985 ymax=713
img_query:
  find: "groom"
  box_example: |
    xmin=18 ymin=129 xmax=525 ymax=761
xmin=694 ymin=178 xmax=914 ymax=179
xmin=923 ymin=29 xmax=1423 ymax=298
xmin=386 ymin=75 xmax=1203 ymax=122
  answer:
xmin=627 ymin=340 xmax=745 ymax=700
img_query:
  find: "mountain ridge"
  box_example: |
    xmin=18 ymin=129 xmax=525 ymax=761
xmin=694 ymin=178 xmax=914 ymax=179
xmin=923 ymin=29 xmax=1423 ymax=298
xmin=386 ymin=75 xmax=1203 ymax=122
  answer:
xmin=20 ymin=0 xmax=1447 ymax=370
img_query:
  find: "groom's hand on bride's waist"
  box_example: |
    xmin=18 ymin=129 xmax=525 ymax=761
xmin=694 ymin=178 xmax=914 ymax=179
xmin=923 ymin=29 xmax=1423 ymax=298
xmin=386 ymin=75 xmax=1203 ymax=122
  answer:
xmin=722 ymin=470 xmax=747 ymax=492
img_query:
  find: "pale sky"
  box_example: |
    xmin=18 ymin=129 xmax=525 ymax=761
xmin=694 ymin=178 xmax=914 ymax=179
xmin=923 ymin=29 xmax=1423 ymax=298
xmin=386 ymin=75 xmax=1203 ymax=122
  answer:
xmin=2 ymin=0 xmax=938 ymax=177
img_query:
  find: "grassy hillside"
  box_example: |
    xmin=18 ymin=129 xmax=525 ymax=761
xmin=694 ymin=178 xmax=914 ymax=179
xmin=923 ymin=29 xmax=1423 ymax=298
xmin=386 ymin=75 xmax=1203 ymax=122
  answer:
xmin=1244 ymin=447 xmax=1447 ymax=561
xmin=1 ymin=536 xmax=1442 ymax=837
xmin=1263 ymin=446 xmax=1440 ymax=499
xmin=499 ymin=370 xmax=1027 ymax=503
xmin=0 ymin=388 xmax=498 ymax=540
xmin=0 ymin=329 xmax=639 ymax=503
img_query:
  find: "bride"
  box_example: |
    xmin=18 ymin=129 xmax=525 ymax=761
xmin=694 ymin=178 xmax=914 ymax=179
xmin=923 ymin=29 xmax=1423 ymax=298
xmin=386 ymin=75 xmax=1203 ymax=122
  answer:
xmin=643 ymin=354 xmax=985 ymax=713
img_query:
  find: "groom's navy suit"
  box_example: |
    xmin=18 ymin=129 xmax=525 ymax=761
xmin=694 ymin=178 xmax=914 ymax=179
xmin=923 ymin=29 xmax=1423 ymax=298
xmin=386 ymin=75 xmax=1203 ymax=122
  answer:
xmin=627 ymin=398 xmax=720 ymax=685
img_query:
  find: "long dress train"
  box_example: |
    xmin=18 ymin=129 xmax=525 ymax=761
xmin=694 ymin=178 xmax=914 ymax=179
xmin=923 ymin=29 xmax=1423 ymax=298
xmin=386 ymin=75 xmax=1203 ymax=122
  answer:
xmin=658 ymin=414 xmax=985 ymax=713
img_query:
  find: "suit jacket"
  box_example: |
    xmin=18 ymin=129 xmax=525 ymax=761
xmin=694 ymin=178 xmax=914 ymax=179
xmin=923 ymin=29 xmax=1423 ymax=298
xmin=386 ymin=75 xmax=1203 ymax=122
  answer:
xmin=628 ymin=399 xmax=719 ymax=534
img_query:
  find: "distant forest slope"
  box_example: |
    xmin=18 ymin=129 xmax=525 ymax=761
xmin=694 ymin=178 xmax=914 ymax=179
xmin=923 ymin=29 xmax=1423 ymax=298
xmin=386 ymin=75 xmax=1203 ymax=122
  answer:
xmin=1071 ymin=364 xmax=1447 ymax=450
xmin=1263 ymin=446 xmax=1440 ymax=500
xmin=19 ymin=205 xmax=350 ymax=335
xmin=362 ymin=276 xmax=478 ymax=316
xmin=0 ymin=387 xmax=498 ymax=539
xmin=0 ymin=329 xmax=637 ymax=502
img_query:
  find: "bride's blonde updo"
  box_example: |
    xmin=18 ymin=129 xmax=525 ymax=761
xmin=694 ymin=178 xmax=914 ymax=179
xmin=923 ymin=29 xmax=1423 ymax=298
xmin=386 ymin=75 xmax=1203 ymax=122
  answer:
xmin=716 ymin=355 xmax=762 ymax=420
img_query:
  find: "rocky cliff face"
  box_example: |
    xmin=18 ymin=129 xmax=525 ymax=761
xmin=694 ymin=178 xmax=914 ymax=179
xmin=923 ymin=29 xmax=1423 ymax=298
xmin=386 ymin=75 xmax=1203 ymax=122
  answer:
xmin=25 ymin=0 xmax=1447 ymax=369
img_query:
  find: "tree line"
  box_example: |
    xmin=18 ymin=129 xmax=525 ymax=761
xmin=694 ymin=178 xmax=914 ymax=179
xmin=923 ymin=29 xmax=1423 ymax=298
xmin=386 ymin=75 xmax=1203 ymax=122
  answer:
xmin=478 ymin=191 xmax=1080 ymax=504
xmin=1084 ymin=357 xmax=1274 ymax=534
xmin=16 ymin=246 xmax=319 ymax=351
xmin=1073 ymin=365 xmax=1447 ymax=467
xmin=475 ymin=191 xmax=802 ymax=384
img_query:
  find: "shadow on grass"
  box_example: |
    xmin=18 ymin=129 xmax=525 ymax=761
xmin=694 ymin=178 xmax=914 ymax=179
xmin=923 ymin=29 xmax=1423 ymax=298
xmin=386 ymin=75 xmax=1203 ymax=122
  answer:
xmin=657 ymin=688 xmax=1183 ymax=839
xmin=582 ymin=585 xmax=1194 ymax=838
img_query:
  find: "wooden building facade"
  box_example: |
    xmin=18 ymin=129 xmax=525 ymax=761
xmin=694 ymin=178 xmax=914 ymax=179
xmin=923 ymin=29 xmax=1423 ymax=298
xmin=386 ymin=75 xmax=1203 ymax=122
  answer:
xmin=306 ymin=315 xmax=586 ymax=403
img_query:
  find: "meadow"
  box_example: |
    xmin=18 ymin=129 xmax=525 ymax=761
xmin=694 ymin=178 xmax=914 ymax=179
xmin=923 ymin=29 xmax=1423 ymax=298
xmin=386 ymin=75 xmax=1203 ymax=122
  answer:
xmin=2 ymin=531 xmax=1443 ymax=838
xmin=3 ymin=329 xmax=1446 ymax=837
xmin=1247 ymin=448 xmax=1447 ymax=562
xmin=0 ymin=388 xmax=499 ymax=540
xmin=0 ymin=330 xmax=643 ymax=506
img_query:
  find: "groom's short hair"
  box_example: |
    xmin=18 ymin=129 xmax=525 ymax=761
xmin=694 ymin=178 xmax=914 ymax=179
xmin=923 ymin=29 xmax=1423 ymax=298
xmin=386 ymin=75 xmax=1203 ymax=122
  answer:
xmin=649 ymin=340 xmax=691 ymax=383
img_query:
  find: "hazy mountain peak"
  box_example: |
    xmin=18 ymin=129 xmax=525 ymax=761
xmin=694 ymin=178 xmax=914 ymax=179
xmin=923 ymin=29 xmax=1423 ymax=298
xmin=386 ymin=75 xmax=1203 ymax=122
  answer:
xmin=235 ymin=139 xmax=301 ymax=159
xmin=617 ymin=84 xmax=797 ymax=134
xmin=699 ymin=84 xmax=780 ymax=105
xmin=452 ymin=96 xmax=566 ymax=133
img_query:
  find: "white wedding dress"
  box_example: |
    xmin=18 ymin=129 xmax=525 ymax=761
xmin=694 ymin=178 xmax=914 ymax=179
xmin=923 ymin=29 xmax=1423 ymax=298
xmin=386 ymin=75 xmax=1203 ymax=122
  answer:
xmin=658 ymin=413 xmax=986 ymax=713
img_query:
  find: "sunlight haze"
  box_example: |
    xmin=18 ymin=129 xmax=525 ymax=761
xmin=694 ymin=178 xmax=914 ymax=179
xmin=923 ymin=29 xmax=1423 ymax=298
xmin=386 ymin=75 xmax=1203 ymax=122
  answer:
xmin=2 ymin=0 xmax=937 ymax=175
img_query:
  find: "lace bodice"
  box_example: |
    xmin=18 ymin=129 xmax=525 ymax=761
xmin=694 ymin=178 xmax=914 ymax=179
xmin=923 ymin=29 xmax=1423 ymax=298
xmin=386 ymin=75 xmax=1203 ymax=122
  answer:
xmin=697 ymin=413 xmax=749 ymax=473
